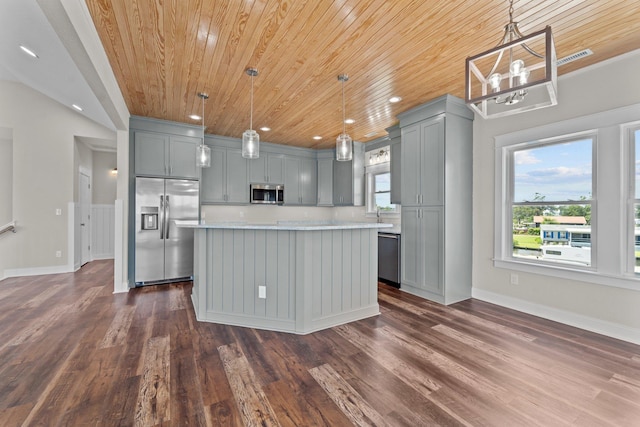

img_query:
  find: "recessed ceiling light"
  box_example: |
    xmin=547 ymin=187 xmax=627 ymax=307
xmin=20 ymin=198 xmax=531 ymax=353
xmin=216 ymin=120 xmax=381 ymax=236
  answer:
xmin=19 ymin=45 xmax=38 ymax=58
xmin=345 ymin=118 xmax=355 ymax=124
xmin=389 ymin=96 xmax=402 ymax=103
xmin=313 ymin=136 xmax=322 ymax=140
xmin=260 ymin=126 xmax=271 ymax=132
xmin=189 ymin=114 xmax=201 ymax=120
xmin=72 ymin=104 xmax=83 ymax=111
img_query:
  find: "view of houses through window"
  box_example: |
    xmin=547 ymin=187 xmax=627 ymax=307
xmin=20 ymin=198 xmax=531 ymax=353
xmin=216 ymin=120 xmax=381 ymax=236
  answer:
xmin=511 ymin=137 xmax=594 ymax=267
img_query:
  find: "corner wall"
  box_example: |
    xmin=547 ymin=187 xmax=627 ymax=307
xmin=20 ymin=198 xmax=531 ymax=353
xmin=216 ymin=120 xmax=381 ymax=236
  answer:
xmin=472 ymin=50 xmax=640 ymax=343
xmin=0 ymin=80 xmax=115 ymax=279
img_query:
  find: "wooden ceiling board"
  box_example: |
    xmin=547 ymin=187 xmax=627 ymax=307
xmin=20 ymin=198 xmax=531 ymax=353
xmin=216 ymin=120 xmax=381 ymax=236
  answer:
xmin=85 ymin=0 xmax=640 ymax=149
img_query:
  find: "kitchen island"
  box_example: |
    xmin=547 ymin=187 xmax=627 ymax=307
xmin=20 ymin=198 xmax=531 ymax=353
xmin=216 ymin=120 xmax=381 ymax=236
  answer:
xmin=177 ymin=221 xmax=392 ymax=334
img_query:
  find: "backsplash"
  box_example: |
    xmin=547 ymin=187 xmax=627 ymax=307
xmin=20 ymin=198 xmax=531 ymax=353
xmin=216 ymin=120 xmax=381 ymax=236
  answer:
xmin=200 ymin=205 xmax=401 ymax=227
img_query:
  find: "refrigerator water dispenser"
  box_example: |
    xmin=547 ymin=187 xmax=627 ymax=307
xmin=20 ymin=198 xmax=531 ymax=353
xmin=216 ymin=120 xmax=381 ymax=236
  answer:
xmin=141 ymin=207 xmax=158 ymax=230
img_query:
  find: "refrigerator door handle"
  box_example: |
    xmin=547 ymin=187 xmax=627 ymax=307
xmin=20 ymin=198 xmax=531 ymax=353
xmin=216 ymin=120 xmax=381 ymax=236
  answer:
xmin=165 ymin=195 xmax=170 ymax=239
xmin=159 ymin=195 xmax=165 ymax=239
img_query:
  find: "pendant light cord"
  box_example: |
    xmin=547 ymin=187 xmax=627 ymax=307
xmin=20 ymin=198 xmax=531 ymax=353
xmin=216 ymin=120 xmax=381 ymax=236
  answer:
xmin=342 ymin=78 xmax=346 ymax=135
xmin=202 ymin=95 xmax=205 ymax=138
xmin=250 ymin=74 xmax=254 ymax=131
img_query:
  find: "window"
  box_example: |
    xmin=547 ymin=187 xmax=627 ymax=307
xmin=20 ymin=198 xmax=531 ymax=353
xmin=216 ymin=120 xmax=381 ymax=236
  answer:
xmin=494 ymin=102 xmax=640 ymax=290
xmin=373 ymin=172 xmax=394 ymax=210
xmin=365 ymin=160 xmax=398 ymax=215
xmin=630 ymin=128 xmax=640 ymax=273
xmin=510 ymin=137 xmax=594 ymax=267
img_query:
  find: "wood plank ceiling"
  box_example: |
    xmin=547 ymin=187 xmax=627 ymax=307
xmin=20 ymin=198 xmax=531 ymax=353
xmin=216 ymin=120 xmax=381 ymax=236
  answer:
xmin=85 ymin=0 xmax=640 ymax=149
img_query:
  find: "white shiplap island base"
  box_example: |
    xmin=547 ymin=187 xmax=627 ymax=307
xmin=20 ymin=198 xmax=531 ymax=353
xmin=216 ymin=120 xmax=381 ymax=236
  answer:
xmin=177 ymin=221 xmax=392 ymax=334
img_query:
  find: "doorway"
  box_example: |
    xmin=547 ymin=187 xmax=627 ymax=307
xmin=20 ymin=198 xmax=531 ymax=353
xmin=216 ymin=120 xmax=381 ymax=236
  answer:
xmin=79 ymin=171 xmax=91 ymax=266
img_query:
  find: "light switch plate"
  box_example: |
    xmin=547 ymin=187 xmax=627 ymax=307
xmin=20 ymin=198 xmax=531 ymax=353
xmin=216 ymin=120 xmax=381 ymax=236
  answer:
xmin=258 ymin=285 xmax=266 ymax=299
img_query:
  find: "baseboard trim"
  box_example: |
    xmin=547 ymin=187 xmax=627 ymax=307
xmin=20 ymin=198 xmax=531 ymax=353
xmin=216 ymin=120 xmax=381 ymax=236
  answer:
xmin=4 ymin=264 xmax=74 ymax=279
xmin=92 ymin=254 xmax=114 ymax=261
xmin=472 ymin=288 xmax=640 ymax=345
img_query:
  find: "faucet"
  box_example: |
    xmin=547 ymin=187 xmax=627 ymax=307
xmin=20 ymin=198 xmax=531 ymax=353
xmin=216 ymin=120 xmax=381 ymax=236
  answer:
xmin=376 ymin=207 xmax=381 ymax=223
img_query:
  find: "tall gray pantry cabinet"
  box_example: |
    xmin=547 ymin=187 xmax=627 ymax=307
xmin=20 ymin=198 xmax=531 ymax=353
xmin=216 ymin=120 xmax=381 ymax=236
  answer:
xmin=397 ymin=95 xmax=473 ymax=305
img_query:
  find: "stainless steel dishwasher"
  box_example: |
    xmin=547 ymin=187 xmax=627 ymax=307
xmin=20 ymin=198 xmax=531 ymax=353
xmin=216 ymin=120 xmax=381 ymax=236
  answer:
xmin=378 ymin=232 xmax=400 ymax=287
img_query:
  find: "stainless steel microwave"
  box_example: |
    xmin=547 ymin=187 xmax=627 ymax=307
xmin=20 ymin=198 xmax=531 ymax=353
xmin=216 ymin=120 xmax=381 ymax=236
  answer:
xmin=250 ymin=184 xmax=284 ymax=204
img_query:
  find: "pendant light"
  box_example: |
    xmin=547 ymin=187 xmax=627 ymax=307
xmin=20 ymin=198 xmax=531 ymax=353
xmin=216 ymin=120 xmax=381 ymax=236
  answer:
xmin=336 ymin=74 xmax=353 ymax=161
xmin=196 ymin=92 xmax=211 ymax=168
xmin=242 ymin=68 xmax=260 ymax=159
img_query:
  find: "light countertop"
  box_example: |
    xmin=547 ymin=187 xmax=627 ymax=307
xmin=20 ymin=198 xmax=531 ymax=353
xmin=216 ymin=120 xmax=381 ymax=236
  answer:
xmin=176 ymin=220 xmax=393 ymax=231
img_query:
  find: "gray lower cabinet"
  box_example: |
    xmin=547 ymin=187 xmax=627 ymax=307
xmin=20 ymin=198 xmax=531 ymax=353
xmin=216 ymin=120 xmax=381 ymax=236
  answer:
xmin=284 ymin=156 xmax=317 ymax=205
xmin=401 ymin=206 xmax=443 ymax=296
xmin=134 ymin=131 xmax=199 ymax=179
xmin=249 ymin=153 xmax=284 ymax=184
xmin=317 ymin=158 xmax=334 ymax=206
xmin=398 ymin=94 xmax=473 ymax=305
xmin=201 ymin=146 xmax=248 ymax=204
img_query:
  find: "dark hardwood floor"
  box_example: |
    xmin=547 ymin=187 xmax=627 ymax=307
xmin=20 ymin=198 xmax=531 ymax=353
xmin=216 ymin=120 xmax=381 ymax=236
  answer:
xmin=1 ymin=259 xmax=639 ymax=426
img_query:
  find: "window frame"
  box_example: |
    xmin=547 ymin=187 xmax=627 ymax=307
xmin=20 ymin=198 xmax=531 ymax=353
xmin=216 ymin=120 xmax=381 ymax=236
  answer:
xmin=506 ymin=133 xmax=596 ymax=269
xmin=365 ymin=162 xmax=399 ymax=215
xmin=494 ymin=103 xmax=640 ymax=291
xmin=626 ymin=124 xmax=640 ymax=275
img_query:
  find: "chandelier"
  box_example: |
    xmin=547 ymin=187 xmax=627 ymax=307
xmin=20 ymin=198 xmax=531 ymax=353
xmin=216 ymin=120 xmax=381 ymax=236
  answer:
xmin=465 ymin=0 xmax=557 ymax=119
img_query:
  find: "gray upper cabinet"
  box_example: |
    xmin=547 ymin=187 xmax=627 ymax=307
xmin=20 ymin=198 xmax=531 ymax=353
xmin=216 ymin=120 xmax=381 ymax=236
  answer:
xmin=387 ymin=125 xmax=402 ymax=205
xmin=332 ymin=141 xmax=364 ymax=206
xmin=201 ymin=145 xmax=248 ymax=204
xmin=134 ymin=131 xmax=199 ymax=179
xmin=398 ymin=95 xmax=473 ymax=305
xmin=249 ymin=153 xmax=284 ymax=184
xmin=401 ymin=116 xmax=444 ymax=207
xmin=316 ymin=157 xmax=334 ymax=206
xmin=284 ymin=156 xmax=317 ymax=205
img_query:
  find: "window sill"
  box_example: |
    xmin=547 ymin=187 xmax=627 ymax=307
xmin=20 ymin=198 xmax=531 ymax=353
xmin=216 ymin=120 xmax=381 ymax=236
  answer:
xmin=494 ymin=258 xmax=640 ymax=292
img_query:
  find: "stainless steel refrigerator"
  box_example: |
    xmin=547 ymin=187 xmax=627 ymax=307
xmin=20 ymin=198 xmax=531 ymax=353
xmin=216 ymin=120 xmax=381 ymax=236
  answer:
xmin=135 ymin=177 xmax=199 ymax=285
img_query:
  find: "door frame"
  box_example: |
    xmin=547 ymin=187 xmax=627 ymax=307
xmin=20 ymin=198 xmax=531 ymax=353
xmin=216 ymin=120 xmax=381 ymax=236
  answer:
xmin=78 ymin=167 xmax=92 ymax=266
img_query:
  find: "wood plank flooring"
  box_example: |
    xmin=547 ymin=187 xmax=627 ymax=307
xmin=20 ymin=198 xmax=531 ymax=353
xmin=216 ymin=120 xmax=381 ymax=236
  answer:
xmin=1 ymin=259 xmax=639 ymax=426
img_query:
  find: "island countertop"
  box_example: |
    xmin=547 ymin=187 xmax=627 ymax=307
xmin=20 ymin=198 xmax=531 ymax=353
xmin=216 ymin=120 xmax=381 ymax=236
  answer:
xmin=176 ymin=220 xmax=393 ymax=231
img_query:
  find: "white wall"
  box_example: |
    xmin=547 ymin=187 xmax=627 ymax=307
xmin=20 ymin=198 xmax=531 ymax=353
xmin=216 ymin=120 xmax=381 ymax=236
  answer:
xmin=0 ymin=128 xmax=12 ymax=225
xmin=92 ymin=151 xmax=117 ymax=204
xmin=0 ymin=80 xmax=115 ymax=279
xmin=473 ymin=50 xmax=640 ymax=343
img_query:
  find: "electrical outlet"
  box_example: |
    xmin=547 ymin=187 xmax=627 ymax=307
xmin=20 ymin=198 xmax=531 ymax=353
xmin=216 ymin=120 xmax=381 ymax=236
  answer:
xmin=510 ymin=273 xmax=519 ymax=285
xmin=55 ymin=208 xmax=62 ymax=216
xmin=55 ymin=250 xmax=62 ymax=258
xmin=258 ymin=285 xmax=266 ymax=299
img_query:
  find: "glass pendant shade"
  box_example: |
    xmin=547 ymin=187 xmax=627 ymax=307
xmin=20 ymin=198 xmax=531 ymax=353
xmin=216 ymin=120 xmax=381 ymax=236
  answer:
xmin=242 ymin=129 xmax=260 ymax=159
xmin=336 ymin=133 xmax=352 ymax=161
xmin=196 ymin=143 xmax=211 ymax=168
